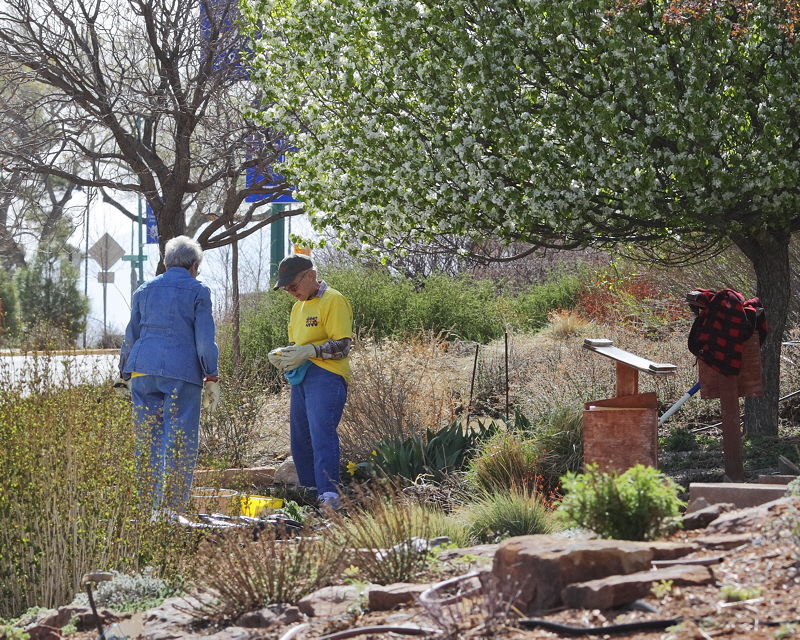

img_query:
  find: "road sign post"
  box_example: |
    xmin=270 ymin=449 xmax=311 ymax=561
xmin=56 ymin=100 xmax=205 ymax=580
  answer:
xmin=89 ymin=234 xmax=125 ymax=338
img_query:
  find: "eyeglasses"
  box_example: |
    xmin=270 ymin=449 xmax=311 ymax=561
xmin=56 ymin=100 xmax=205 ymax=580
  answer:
xmin=284 ymin=270 xmax=310 ymax=293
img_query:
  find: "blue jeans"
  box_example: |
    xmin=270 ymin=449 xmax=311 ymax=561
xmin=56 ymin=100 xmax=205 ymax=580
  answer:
xmin=290 ymin=363 xmax=347 ymax=495
xmin=131 ymin=374 xmax=202 ymax=511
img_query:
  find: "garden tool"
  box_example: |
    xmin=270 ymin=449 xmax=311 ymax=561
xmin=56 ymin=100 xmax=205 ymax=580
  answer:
xmin=82 ymin=571 xmax=120 ymax=639
xmin=659 ymin=381 xmax=700 ymax=426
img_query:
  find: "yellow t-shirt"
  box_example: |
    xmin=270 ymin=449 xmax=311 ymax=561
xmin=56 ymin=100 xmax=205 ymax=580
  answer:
xmin=288 ymin=286 xmax=353 ymax=383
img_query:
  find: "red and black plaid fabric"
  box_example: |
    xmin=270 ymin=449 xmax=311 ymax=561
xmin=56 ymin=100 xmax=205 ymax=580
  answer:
xmin=687 ymin=288 xmax=769 ymax=376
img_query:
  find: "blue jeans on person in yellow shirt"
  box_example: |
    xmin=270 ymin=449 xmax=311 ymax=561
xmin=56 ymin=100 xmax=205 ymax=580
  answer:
xmin=131 ymin=374 xmax=202 ymax=511
xmin=289 ymin=363 xmax=347 ymax=495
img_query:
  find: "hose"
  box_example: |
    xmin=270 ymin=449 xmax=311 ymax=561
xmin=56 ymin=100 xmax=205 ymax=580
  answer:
xmin=519 ymin=616 xmax=683 ymax=635
xmin=314 ymin=626 xmax=440 ymax=640
xmin=418 ymin=570 xmax=482 ymax=606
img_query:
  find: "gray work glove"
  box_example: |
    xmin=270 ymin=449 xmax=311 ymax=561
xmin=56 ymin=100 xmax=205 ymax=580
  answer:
xmin=113 ymin=377 xmax=130 ymax=398
xmin=202 ymin=378 xmax=221 ymax=412
xmin=279 ymin=344 xmax=316 ymax=371
xmin=268 ymin=347 xmax=286 ymax=371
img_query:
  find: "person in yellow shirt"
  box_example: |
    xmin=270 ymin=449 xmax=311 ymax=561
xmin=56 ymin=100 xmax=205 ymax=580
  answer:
xmin=268 ymin=254 xmax=352 ymax=510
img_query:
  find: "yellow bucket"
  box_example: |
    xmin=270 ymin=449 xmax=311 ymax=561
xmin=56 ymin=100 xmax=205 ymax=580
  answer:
xmin=240 ymin=495 xmax=284 ymax=517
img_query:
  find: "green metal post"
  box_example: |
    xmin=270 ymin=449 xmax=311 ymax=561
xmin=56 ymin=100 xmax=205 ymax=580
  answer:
xmin=270 ymin=203 xmax=286 ymax=280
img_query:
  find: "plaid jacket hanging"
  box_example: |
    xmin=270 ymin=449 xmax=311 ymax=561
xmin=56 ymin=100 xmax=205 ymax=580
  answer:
xmin=687 ymin=288 xmax=769 ymax=376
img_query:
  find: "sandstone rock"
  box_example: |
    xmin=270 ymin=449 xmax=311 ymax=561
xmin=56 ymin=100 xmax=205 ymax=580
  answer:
xmin=367 ymin=583 xmax=434 ymax=611
xmin=685 ymin=495 xmax=710 ymax=513
xmin=273 ymin=459 xmax=299 ymax=485
xmin=236 ymin=609 xmax=278 ymax=628
xmin=682 ymin=503 xmax=735 ymax=530
xmin=25 ymin=625 xmax=62 ymax=640
xmin=643 ymin=540 xmax=698 ymax=560
xmin=297 ymin=585 xmax=360 ymax=617
xmin=704 ymin=496 xmax=800 ymax=535
xmin=140 ymin=595 xmax=204 ymax=640
xmin=36 ymin=608 xmax=73 ymax=629
xmin=236 ymin=604 xmax=303 ymax=628
xmin=692 ymin=533 xmax=753 ymax=550
xmin=204 ymin=626 xmax=258 ymax=640
xmin=491 ymin=535 xmax=654 ymax=614
xmin=561 ymin=564 xmax=715 ymax=610
xmin=61 ymin=606 xmax=116 ymax=632
xmin=435 ymin=544 xmax=499 ymax=561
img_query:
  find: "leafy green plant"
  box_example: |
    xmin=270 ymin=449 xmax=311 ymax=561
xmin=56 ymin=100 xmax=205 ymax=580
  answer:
xmin=774 ymin=622 xmax=797 ymax=639
xmin=499 ymin=272 xmax=584 ymax=332
xmin=719 ymin=584 xmax=764 ymax=602
xmin=459 ymin=488 xmax=553 ymax=544
xmin=557 ymin=464 xmax=685 ymax=541
xmin=651 ymin=580 xmax=674 ymax=599
xmin=661 ymin=426 xmax=698 ymax=452
xmin=0 ymin=624 xmax=29 ymax=640
xmin=368 ymin=419 xmax=498 ymax=484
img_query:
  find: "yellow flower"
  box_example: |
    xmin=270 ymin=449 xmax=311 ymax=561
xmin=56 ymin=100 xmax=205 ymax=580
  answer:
xmin=346 ymin=461 xmax=358 ymax=476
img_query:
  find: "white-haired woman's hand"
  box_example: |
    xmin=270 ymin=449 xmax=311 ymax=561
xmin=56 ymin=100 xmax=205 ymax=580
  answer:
xmin=202 ymin=378 xmax=220 ymax=412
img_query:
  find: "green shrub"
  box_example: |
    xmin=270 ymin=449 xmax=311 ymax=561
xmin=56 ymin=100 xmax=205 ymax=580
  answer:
xmin=218 ymin=291 xmax=293 ymax=383
xmin=325 ymin=265 xmax=415 ymax=337
xmin=403 ymin=273 xmax=500 ymax=342
xmin=468 ymin=431 xmax=541 ymax=494
xmin=460 ymin=488 xmax=553 ymax=543
xmin=0 ymin=356 xmax=191 ymax=618
xmin=467 ymin=406 xmax=581 ymax=497
xmin=557 ymin=464 xmax=685 ymax=541
xmin=500 ymin=273 xmax=584 ymax=332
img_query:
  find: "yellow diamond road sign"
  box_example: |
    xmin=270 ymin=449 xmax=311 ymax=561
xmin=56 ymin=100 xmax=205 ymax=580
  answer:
xmin=89 ymin=233 xmax=125 ymax=270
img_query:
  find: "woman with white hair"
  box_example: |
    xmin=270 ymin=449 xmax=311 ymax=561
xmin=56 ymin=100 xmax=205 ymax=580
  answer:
xmin=117 ymin=235 xmax=220 ymax=518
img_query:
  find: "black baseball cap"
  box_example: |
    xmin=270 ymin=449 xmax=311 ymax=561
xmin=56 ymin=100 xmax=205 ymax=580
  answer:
xmin=273 ymin=254 xmax=314 ymax=290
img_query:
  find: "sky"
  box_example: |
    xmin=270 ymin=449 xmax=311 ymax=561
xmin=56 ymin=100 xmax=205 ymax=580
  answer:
xmin=69 ymin=190 xmax=311 ymax=346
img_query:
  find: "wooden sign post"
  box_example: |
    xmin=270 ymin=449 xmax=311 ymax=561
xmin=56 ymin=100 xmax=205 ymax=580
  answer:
xmin=695 ymin=334 xmax=763 ymax=482
xmin=582 ymin=339 xmax=677 ymax=473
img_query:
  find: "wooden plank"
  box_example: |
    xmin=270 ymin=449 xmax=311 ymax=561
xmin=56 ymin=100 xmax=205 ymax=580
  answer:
xmin=583 ymin=340 xmax=677 ymax=376
xmin=718 ymin=375 xmax=744 ymax=482
xmin=585 ymin=392 xmax=658 ymax=410
xmin=616 ymin=362 xmax=638 ymax=396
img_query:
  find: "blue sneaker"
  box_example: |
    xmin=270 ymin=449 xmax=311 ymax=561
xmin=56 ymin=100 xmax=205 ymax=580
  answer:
xmin=318 ymin=492 xmax=342 ymax=511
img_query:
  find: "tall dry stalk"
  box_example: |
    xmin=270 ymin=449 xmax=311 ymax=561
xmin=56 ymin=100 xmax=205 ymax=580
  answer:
xmin=339 ymin=333 xmax=465 ymax=463
xmin=186 ymin=526 xmax=341 ymax=620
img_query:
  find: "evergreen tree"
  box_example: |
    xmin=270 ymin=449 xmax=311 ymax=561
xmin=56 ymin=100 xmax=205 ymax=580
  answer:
xmin=17 ymin=248 xmax=88 ymax=349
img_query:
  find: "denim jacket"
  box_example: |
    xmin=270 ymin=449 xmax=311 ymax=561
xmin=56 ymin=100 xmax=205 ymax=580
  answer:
xmin=119 ymin=267 xmax=219 ymax=386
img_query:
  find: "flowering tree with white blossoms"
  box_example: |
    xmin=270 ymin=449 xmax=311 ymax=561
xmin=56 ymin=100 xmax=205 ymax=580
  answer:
xmin=244 ymin=0 xmax=800 ymax=436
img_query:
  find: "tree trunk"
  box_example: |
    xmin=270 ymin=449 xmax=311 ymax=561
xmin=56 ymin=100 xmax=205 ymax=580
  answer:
xmin=736 ymin=232 xmax=790 ymax=437
xmin=155 ymin=201 xmax=187 ymax=274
